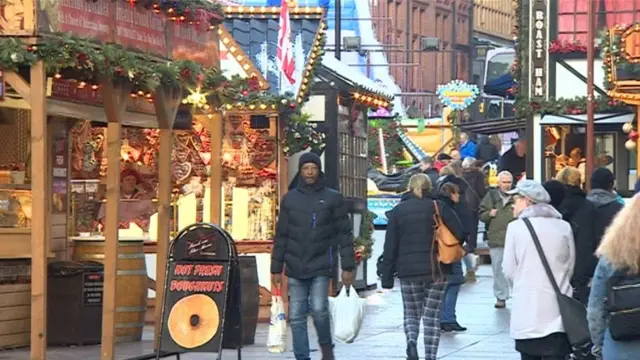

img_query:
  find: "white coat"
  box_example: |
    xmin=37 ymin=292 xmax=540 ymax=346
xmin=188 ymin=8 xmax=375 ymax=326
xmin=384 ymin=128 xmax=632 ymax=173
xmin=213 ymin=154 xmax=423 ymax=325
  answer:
xmin=502 ymin=203 xmax=575 ymax=340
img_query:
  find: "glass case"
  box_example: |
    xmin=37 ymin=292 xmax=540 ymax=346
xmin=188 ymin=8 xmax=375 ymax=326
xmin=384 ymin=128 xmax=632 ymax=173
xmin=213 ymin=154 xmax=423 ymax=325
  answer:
xmin=221 ymin=113 xmax=278 ymax=241
xmin=0 ymin=188 xmax=32 ymax=228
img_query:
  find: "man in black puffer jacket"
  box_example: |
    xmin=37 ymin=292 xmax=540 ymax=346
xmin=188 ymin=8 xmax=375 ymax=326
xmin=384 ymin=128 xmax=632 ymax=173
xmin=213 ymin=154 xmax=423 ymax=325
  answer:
xmin=271 ymin=152 xmax=354 ymax=360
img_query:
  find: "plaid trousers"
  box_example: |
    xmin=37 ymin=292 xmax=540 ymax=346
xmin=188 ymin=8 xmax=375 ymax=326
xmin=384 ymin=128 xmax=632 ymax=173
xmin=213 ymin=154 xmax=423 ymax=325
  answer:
xmin=400 ymin=279 xmax=446 ymax=360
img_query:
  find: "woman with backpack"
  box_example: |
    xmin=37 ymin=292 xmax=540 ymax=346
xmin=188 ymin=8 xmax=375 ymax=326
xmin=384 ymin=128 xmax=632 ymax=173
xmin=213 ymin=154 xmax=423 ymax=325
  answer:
xmin=380 ymin=173 xmax=465 ymax=360
xmin=588 ymin=194 xmax=640 ymax=360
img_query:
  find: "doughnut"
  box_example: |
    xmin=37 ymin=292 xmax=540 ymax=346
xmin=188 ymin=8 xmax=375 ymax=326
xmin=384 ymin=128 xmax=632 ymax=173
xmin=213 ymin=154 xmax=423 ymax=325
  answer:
xmin=167 ymin=294 xmax=220 ymax=349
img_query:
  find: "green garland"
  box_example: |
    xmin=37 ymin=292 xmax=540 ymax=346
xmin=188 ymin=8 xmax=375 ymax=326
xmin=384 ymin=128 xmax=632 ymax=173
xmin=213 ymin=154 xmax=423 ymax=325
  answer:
xmin=282 ymin=112 xmax=326 ymax=156
xmin=367 ymin=118 xmax=406 ymax=169
xmin=512 ymin=0 xmax=529 ymax=118
xmin=0 ymin=34 xmax=297 ymax=113
xmin=599 ymin=25 xmax=640 ymax=91
xmin=354 ymin=210 xmax=377 ymax=263
xmin=516 ymin=96 xmax=629 ymax=118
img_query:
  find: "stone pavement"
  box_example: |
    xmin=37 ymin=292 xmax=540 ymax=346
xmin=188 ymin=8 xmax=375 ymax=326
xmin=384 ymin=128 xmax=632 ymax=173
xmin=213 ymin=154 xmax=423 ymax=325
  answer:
xmin=0 ymin=266 xmax=519 ymax=360
xmin=1 ymin=230 xmax=520 ymax=359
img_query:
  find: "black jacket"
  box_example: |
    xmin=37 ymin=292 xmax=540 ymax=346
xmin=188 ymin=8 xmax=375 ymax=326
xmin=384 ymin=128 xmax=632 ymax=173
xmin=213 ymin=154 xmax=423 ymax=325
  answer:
xmin=586 ymin=189 xmax=624 ymax=252
xmin=461 ymin=167 xmax=487 ymax=212
xmin=475 ymin=136 xmax=500 ymax=163
xmin=271 ymin=179 xmax=355 ymax=279
xmin=380 ymin=192 xmax=465 ymax=289
xmin=498 ymin=146 xmax=526 ymax=180
xmin=557 ymin=186 xmax=598 ymax=286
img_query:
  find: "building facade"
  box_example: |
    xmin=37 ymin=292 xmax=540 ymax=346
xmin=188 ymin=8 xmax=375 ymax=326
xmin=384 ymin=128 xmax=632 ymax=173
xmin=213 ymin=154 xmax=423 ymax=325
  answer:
xmin=370 ymin=0 xmax=473 ymax=117
xmin=472 ymin=0 xmax=515 ymax=86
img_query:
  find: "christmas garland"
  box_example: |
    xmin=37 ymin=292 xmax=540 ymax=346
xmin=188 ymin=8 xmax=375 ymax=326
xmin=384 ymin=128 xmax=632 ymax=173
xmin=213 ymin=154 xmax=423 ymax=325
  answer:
xmin=600 ymin=25 xmax=640 ymax=91
xmin=511 ymin=0 xmax=527 ymax=115
xmin=367 ymin=118 xmax=406 ymax=169
xmin=516 ymin=96 xmax=628 ymax=118
xmin=549 ymin=39 xmax=588 ymax=54
xmin=353 ymin=210 xmax=377 ymax=264
xmin=282 ymin=112 xmax=326 ymax=156
xmin=0 ymin=34 xmax=297 ymax=113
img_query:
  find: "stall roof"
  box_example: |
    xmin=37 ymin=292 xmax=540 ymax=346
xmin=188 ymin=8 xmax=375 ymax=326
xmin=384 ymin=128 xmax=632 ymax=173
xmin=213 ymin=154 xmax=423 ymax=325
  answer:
xmin=319 ymin=56 xmax=394 ymax=100
xmin=459 ymin=117 xmax=526 ymax=135
xmin=540 ymin=112 xmax=635 ymax=125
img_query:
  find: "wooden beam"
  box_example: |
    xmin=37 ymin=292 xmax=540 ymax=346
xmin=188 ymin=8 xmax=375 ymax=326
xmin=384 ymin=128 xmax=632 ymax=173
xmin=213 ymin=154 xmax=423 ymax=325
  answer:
xmin=30 ymin=61 xmax=48 ymax=360
xmin=154 ymin=89 xmax=182 ymax=130
xmin=152 ymin=93 xmax=179 ymax=350
xmin=100 ymin=83 xmax=127 ymax=360
xmin=209 ymin=112 xmax=223 ymax=224
xmin=4 ymin=71 xmax=32 ymax=104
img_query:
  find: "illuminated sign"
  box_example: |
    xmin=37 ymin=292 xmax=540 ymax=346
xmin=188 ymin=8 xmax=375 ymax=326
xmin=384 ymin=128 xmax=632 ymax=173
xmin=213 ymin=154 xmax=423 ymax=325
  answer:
xmin=621 ymin=26 xmax=640 ymax=63
xmin=436 ymin=80 xmax=479 ymax=111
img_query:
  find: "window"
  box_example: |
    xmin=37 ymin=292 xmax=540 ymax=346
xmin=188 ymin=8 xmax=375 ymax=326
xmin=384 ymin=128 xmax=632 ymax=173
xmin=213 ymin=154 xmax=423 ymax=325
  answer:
xmin=339 ymin=132 xmax=367 ymax=200
xmin=558 ymin=0 xmax=640 ymax=43
xmin=485 ymin=53 xmax=515 ymax=84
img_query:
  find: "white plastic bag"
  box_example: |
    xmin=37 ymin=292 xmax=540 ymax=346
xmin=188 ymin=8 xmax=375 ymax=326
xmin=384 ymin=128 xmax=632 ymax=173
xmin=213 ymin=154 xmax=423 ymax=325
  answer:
xmin=328 ymin=285 xmax=367 ymax=343
xmin=266 ymin=294 xmax=287 ymax=353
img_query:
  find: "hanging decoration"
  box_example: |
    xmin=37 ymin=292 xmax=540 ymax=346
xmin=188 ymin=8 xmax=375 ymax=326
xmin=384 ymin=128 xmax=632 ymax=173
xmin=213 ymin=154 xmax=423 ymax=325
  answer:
xmin=281 ymin=112 xmax=326 ymax=156
xmin=600 ymin=24 xmax=640 ymax=97
xmin=0 ymin=35 xmax=297 ymax=113
xmin=622 ymin=121 xmax=638 ymax=150
xmin=548 ymin=40 xmax=588 ymax=54
xmin=353 ymin=210 xmax=377 ymax=264
xmin=436 ymin=80 xmax=479 ymax=111
xmin=367 ymin=118 xmax=405 ymax=168
xmin=516 ymin=96 xmax=629 ymax=118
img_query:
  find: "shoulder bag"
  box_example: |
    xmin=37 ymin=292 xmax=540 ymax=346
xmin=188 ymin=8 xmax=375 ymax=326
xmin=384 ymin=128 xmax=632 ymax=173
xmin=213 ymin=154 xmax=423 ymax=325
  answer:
xmin=432 ymin=201 xmax=465 ymax=265
xmin=522 ymin=218 xmax=594 ymax=359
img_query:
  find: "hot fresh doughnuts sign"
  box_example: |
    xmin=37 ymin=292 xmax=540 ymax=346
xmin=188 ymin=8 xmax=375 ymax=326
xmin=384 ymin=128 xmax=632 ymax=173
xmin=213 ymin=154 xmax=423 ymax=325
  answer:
xmin=161 ymin=262 xmax=228 ymax=352
xmin=157 ymin=223 xmax=240 ymax=356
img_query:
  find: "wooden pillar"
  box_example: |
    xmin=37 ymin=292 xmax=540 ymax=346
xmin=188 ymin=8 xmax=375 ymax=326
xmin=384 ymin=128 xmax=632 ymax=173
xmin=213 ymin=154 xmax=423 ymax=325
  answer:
xmin=209 ymin=112 xmax=223 ymax=224
xmin=100 ymin=84 xmax=128 ymax=360
xmin=152 ymin=90 xmax=180 ymax=349
xmin=30 ymin=61 xmax=48 ymax=360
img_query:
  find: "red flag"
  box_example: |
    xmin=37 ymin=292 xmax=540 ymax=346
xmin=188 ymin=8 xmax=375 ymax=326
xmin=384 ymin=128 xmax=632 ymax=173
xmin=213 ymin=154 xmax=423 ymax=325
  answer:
xmin=277 ymin=0 xmax=295 ymax=84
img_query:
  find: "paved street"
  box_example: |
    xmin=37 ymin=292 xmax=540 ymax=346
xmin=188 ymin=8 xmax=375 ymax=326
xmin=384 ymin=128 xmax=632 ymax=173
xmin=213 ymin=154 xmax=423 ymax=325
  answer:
xmin=1 ymin=231 xmax=519 ymax=359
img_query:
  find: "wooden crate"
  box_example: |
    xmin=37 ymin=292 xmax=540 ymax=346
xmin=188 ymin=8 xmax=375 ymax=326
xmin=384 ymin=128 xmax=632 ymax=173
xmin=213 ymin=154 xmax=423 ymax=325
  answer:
xmin=0 ymin=283 xmax=30 ymax=349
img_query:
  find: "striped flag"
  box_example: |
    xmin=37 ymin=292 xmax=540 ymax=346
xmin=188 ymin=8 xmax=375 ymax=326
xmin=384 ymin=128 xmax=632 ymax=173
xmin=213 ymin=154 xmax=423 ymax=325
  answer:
xmin=277 ymin=0 xmax=295 ymax=85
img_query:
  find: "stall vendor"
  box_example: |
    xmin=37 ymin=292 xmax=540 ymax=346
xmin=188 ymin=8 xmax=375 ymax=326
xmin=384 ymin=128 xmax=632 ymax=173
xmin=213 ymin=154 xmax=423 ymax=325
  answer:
xmin=97 ymin=168 xmax=155 ymax=230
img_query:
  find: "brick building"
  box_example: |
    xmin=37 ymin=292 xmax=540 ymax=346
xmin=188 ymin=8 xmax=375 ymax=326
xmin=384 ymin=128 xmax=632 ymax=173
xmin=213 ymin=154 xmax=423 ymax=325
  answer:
xmin=370 ymin=0 xmax=473 ymax=117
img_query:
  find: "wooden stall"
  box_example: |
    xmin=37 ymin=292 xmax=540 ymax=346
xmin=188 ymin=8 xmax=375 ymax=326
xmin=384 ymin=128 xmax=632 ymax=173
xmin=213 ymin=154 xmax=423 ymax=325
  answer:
xmin=0 ymin=0 xmax=227 ymax=358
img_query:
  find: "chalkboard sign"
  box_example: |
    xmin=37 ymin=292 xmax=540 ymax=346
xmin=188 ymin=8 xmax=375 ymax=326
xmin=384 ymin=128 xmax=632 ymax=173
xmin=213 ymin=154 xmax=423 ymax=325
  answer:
xmin=156 ymin=223 xmax=242 ymax=358
xmin=83 ymin=271 xmax=104 ymax=306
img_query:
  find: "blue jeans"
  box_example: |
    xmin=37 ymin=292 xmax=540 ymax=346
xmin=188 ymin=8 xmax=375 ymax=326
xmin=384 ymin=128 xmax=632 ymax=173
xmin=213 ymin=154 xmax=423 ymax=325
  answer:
xmin=288 ymin=276 xmax=332 ymax=360
xmin=440 ymin=261 xmax=464 ymax=324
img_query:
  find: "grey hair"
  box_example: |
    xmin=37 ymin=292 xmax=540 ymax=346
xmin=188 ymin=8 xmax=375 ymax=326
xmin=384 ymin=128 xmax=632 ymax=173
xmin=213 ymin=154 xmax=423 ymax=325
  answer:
xmin=462 ymin=157 xmax=476 ymax=168
xmin=498 ymin=171 xmax=513 ymax=181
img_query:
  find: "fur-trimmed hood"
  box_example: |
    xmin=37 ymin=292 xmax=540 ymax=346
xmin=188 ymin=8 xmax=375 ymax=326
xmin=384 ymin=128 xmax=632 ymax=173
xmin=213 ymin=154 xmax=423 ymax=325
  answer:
xmin=518 ymin=203 xmax=563 ymax=220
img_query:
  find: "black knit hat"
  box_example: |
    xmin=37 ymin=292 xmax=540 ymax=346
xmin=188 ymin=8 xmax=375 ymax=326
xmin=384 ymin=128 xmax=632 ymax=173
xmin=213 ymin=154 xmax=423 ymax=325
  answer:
xmin=298 ymin=152 xmax=322 ymax=171
xmin=591 ymin=167 xmax=615 ymax=190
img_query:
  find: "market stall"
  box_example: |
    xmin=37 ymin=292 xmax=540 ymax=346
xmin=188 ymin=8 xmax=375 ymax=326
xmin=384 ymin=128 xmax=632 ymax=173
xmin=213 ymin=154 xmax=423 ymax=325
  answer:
xmin=0 ymin=0 xmax=227 ymax=357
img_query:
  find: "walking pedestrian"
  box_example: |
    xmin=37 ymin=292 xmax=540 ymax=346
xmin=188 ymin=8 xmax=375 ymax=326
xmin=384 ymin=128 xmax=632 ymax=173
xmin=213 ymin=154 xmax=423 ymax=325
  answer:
xmin=498 ymin=138 xmax=526 ymax=181
xmin=587 ymin=167 xmax=624 ymax=257
xmin=459 ymin=132 xmax=477 ymax=160
xmin=503 ymin=180 xmax=575 ymax=360
xmin=461 ymin=157 xmax=487 ymax=282
xmin=478 ymin=171 xmax=516 ymax=308
xmin=380 ymin=173 xmax=464 ymax=360
xmin=588 ymin=194 xmax=640 ymax=360
xmin=555 ymin=167 xmax=597 ymax=305
xmin=270 ymin=152 xmax=355 ymax=360
xmin=542 ymin=180 xmax=566 ymax=211
xmin=475 ymin=135 xmax=500 ymax=164
xmin=436 ymin=177 xmax=470 ymax=333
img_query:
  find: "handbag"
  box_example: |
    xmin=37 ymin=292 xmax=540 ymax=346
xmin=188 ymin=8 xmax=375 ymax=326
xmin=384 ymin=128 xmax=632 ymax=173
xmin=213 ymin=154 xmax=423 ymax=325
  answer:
xmin=523 ymin=218 xmax=594 ymax=358
xmin=432 ymin=201 xmax=465 ymax=264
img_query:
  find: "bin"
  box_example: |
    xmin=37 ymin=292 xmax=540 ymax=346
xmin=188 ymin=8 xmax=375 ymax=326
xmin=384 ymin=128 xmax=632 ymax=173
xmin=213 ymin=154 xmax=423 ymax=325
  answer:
xmin=47 ymin=261 xmax=103 ymax=346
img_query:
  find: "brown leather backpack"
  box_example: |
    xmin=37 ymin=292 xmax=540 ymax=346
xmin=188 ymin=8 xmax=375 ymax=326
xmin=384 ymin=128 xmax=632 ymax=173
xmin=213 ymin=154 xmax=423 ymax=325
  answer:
xmin=432 ymin=201 xmax=465 ymax=264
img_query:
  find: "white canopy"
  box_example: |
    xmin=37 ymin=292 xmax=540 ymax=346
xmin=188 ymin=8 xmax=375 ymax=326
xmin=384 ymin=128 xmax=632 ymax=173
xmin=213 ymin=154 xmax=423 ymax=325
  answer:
xmin=540 ymin=112 xmax=635 ymax=125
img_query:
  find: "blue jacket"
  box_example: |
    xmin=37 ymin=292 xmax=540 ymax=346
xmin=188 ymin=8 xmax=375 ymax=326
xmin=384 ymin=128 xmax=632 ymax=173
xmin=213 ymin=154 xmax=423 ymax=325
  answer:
xmin=587 ymin=257 xmax=640 ymax=359
xmin=460 ymin=141 xmax=477 ymax=160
